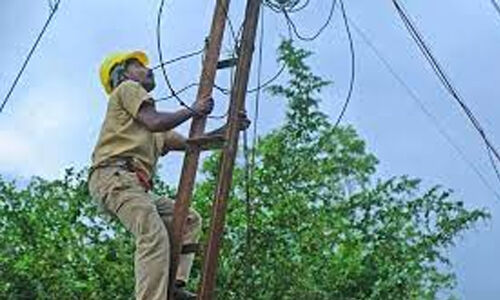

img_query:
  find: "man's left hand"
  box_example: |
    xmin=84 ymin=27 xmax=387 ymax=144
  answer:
xmin=238 ymin=110 xmax=251 ymax=131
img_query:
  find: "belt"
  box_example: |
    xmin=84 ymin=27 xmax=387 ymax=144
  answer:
xmin=89 ymin=157 xmax=153 ymax=191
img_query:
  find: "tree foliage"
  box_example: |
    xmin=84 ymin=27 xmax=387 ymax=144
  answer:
xmin=0 ymin=41 xmax=489 ymax=299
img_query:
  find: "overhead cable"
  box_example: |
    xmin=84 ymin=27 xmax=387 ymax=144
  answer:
xmin=491 ymin=0 xmax=500 ymax=18
xmin=1 ymin=0 xmax=62 ymax=113
xmin=156 ymin=0 xmax=226 ymax=119
xmin=151 ymin=47 xmax=205 ymax=71
xmin=334 ymin=0 xmax=356 ymax=127
xmin=349 ymin=18 xmax=500 ymax=200
xmin=282 ymin=0 xmax=337 ymax=41
xmin=392 ymin=0 xmax=500 ymax=187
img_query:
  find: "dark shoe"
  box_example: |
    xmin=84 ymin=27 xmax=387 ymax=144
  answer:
xmin=173 ymin=281 xmax=197 ymax=300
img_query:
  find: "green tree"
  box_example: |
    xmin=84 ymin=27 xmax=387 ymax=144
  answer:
xmin=190 ymin=41 xmax=489 ymax=300
xmin=0 ymin=170 xmax=135 ymax=299
xmin=0 ymin=41 xmax=489 ymax=299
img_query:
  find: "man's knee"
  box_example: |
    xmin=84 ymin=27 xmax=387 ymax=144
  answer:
xmin=118 ymin=199 xmax=170 ymax=249
xmin=187 ymin=208 xmax=202 ymax=232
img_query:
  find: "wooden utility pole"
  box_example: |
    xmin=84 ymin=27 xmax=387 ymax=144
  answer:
xmin=198 ymin=0 xmax=263 ymax=299
xmin=169 ymin=0 xmax=230 ymax=297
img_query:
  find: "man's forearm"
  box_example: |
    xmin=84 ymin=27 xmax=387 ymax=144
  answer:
xmin=152 ymin=108 xmax=194 ymax=131
xmin=181 ymin=126 xmax=226 ymax=151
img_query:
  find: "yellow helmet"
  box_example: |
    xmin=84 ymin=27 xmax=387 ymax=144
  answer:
xmin=99 ymin=51 xmax=149 ymax=94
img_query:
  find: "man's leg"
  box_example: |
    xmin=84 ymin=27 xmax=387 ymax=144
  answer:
xmin=90 ymin=168 xmax=170 ymax=300
xmin=154 ymin=197 xmax=202 ymax=283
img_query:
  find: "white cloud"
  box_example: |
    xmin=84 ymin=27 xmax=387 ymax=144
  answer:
xmin=0 ymin=83 xmax=93 ymax=179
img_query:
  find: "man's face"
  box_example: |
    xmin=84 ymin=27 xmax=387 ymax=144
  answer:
xmin=124 ymin=59 xmax=156 ymax=92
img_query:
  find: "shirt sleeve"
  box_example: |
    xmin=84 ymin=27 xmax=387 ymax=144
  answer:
xmin=117 ymin=80 xmax=152 ymax=118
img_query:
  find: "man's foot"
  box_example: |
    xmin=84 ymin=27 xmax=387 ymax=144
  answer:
xmin=173 ymin=280 xmax=197 ymax=300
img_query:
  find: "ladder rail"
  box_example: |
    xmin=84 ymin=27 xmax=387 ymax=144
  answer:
xmin=198 ymin=1 xmax=263 ymax=299
xmin=168 ymin=0 xmax=231 ymax=298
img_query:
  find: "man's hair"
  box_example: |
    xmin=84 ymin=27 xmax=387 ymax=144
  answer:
xmin=109 ymin=59 xmax=141 ymax=91
xmin=109 ymin=63 xmax=126 ymax=91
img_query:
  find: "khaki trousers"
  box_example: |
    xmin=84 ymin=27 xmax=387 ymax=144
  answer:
xmin=88 ymin=166 xmax=201 ymax=300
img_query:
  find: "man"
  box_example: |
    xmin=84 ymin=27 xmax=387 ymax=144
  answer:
xmin=88 ymin=51 xmax=248 ymax=300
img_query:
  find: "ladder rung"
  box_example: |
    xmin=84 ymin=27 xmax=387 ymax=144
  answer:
xmin=217 ymin=58 xmax=238 ymax=70
xmin=186 ymin=134 xmax=225 ymax=148
xmin=181 ymin=243 xmax=201 ymax=254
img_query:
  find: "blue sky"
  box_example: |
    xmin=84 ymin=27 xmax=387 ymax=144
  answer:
xmin=1 ymin=0 xmax=500 ymax=298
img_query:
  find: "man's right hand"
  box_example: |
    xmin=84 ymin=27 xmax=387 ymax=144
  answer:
xmin=191 ymin=96 xmax=214 ymax=116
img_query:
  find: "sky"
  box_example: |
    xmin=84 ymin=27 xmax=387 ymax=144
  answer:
xmin=1 ymin=0 xmax=500 ymax=298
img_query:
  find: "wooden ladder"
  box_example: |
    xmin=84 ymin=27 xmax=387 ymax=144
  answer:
xmin=167 ymin=1 xmax=263 ymax=299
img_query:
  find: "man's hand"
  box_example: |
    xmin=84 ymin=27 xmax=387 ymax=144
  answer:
xmin=191 ymin=96 xmax=214 ymax=116
xmin=237 ymin=110 xmax=251 ymax=131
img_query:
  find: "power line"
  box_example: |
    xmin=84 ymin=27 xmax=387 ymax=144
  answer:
xmin=156 ymin=0 xmax=226 ymax=119
xmin=334 ymin=0 xmax=355 ymax=127
xmin=487 ymin=148 xmax=500 ymax=188
xmin=1 ymin=0 xmax=61 ymax=113
xmin=281 ymin=0 xmax=337 ymax=41
xmin=288 ymin=0 xmax=312 ymax=13
xmin=156 ymin=0 xmax=194 ymax=111
xmin=247 ymin=65 xmax=285 ymax=93
xmin=220 ymin=2 xmax=240 ymax=46
xmin=214 ymin=64 xmax=285 ymax=95
xmin=154 ymin=82 xmax=230 ymax=103
xmin=151 ymin=47 xmax=205 ymax=71
xmin=491 ymin=0 xmax=500 ymax=18
xmin=47 ymin=0 xmax=55 ymax=10
xmin=249 ymin=2 xmax=265 ymax=198
xmin=391 ymin=0 xmax=500 ymax=187
xmin=263 ymin=0 xmax=311 ymax=13
xmin=349 ymin=18 xmax=500 ymax=200
xmin=154 ymin=83 xmax=199 ymax=102
xmin=242 ymin=5 xmax=266 ymax=298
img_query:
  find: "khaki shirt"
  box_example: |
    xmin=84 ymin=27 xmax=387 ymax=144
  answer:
xmin=91 ymin=80 xmax=165 ymax=178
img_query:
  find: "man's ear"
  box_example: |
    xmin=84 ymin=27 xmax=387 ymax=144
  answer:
xmin=110 ymin=64 xmax=127 ymax=89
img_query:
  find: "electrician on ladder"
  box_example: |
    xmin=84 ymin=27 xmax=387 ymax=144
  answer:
xmin=88 ymin=51 xmax=249 ymax=300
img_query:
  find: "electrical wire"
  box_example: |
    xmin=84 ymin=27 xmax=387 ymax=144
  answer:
xmin=491 ymin=0 xmax=500 ymax=18
xmin=248 ymin=64 xmax=285 ymax=93
xmin=156 ymin=0 xmax=227 ymax=119
xmin=214 ymin=64 xmax=285 ymax=95
xmin=349 ymin=18 xmax=500 ymax=200
xmin=264 ymin=0 xmax=310 ymax=13
xmin=282 ymin=0 xmax=337 ymax=41
xmin=156 ymin=0 xmax=193 ymax=109
xmin=487 ymin=148 xmax=500 ymax=188
xmin=47 ymin=0 xmax=54 ymax=10
xmin=250 ymin=2 xmax=265 ymax=184
xmin=242 ymin=5 xmax=267 ymax=298
xmin=334 ymin=0 xmax=355 ymax=127
xmin=154 ymin=82 xmax=231 ymax=103
xmin=1 ymin=0 xmax=61 ymax=113
xmin=288 ymin=0 xmax=311 ymax=13
xmin=154 ymin=83 xmax=199 ymax=102
xmin=392 ymin=0 xmax=500 ymax=187
xmin=220 ymin=2 xmax=240 ymax=46
xmin=151 ymin=47 xmax=205 ymax=71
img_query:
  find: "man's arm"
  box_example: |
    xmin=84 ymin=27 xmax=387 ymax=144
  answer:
xmin=137 ymin=102 xmax=193 ymax=132
xmin=162 ymin=130 xmax=189 ymax=152
xmin=160 ymin=130 xmax=224 ymax=153
xmin=161 ymin=111 xmax=251 ymax=153
xmin=136 ymin=97 xmax=214 ymax=132
xmin=203 ymin=110 xmax=250 ymax=137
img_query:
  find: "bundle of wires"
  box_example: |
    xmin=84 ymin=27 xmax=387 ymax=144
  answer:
xmin=263 ymin=0 xmax=310 ymax=13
